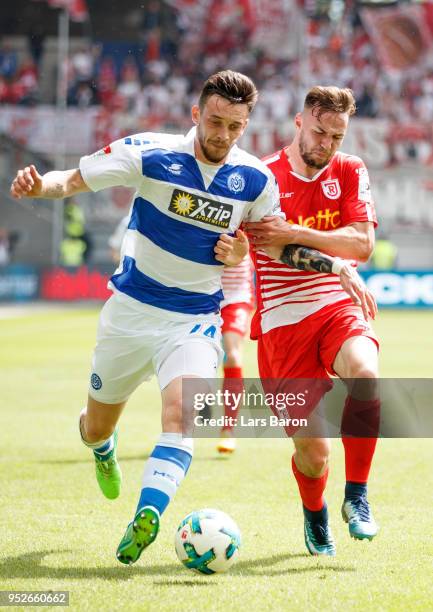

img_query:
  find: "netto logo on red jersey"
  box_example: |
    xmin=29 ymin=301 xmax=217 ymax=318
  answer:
xmin=288 ymin=208 xmax=341 ymax=230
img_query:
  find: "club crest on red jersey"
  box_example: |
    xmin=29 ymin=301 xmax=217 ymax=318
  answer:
xmin=321 ymin=178 xmax=341 ymax=200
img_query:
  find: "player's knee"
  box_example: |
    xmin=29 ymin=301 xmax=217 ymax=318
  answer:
xmin=295 ymin=440 xmax=330 ymax=477
xmin=304 ymin=454 xmax=329 ymax=477
xmin=349 ymin=364 xmax=378 ymax=379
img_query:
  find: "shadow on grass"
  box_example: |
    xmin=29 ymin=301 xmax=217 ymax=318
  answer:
xmin=0 ymin=550 xmax=355 ymax=582
xmin=37 ymin=453 xmax=219 ymax=465
xmin=0 ymin=550 xmax=180 ymax=581
xmin=37 ymin=454 xmax=150 ymax=465
xmin=233 ymin=552 xmax=355 ymax=576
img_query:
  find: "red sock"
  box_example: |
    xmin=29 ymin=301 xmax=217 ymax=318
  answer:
xmin=291 ymin=455 xmax=328 ymax=511
xmin=341 ymin=396 xmax=380 ymax=483
xmin=222 ymin=366 xmax=243 ymax=431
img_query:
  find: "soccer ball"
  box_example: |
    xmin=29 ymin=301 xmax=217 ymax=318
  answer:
xmin=174 ymin=508 xmax=241 ymax=574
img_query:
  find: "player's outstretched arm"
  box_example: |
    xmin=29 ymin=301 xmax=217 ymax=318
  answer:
xmin=10 ymin=165 xmax=90 ymax=200
xmin=263 ymin=243 xmax=377 ymax=320
xmin=245 ymin=216 xmax=374 ymax=262
xmin=214 ymin=229 xmax=249 ymax=266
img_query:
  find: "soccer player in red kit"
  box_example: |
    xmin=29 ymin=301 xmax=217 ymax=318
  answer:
xmin=217 ymin=255 xmax=255 ymax=454
xmin=245 ymin=86 xmax=380 ymax=556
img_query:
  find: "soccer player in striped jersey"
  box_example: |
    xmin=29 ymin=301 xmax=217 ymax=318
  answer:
xmin=217 ymin=255 xmax=255 ymax=454
xmin=10 ymin=74 xmax=372 ymax=566
xmin=10 ymin=70 xmax=285 ymax=565
xmin=245 ymin=86 xmax=380 ymax=556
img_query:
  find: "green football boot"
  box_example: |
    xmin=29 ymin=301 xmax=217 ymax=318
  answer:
xmin=94 ymin=429 xmax=122 ymax=500
xmin=116 ymin=506 xmax=160 ymax=565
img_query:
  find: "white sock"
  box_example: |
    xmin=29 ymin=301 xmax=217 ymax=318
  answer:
xmin=136 ymin=433 xmax=194 ymax=515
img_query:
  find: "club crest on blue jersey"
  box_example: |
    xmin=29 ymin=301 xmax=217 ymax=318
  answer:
xmin=168 ymin=189 xmax=233 ymax=229
xmin=91 ymin=373 xmax=102 ymax=390
xmin=227 ymin=172 xmax=245 ymax=194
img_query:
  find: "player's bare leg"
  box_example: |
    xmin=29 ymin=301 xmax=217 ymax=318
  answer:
xmin=79 ymin=396 xmax=125 ymax=500
xmin=333 ymin=335 xmax=380 ymax=540
xmin=293 ymin=433 xmax=336 ymax=556
xmin=217 ymin=331 xmax=244 ymax=454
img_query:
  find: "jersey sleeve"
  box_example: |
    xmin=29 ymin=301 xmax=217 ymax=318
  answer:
xmin=340 ymin=157 xmax=377 ymax=227
xmin=79 ymin=136 xmax=145 ymax=192
xmin=244 ymin=175 xmax=285 ymax=221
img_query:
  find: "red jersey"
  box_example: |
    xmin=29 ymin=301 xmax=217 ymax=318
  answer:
xmin=251 ymin=150 xmax=377 ymax=338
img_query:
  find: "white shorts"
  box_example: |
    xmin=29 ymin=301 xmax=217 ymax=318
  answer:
xmin=88 ymin=294 xmax=223 ymax=404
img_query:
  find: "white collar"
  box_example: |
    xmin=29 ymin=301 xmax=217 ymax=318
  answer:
xmin=289 ymin=164 xmax=329 ymax=183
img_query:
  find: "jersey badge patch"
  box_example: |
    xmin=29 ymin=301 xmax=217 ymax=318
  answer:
xmin=227 ymin=172 xmax=245 ymax=194
xmin=321 ymin=178 xmax=341 ymax=200
xmin=91 ymin=373 xmax=102 ymax=390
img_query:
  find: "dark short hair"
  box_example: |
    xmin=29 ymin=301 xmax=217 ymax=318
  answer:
xmin=304 ymin=86 xmax=356 ymax=118
xmin=198 ymin=70 xmax=258 ymax=113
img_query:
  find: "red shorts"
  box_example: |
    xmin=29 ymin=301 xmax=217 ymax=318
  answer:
xmin=256 ymin=300 xmax=379 ymax=435
xmin=221 ymin=302 xmax=253 ymax=337
xmin=258 ymin=299 xmax=379 ymax=380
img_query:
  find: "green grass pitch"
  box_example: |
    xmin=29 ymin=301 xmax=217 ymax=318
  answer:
xmin=1 ymin=307 xmax=432 ymax=611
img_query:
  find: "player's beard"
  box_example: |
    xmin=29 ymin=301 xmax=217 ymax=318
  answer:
xmin=299 ymin=133 xmax=332 ymax=169
xmin=197 ymin=125 xmax=230 ymax=164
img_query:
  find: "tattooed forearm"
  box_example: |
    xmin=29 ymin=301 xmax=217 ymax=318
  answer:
xmin=280 ymin=244 xmax=334 ymax=274
xmin=37 ymin=170 xmax=76 ymax=199
xmin=42 ymin=183 xmax=65 ymax=198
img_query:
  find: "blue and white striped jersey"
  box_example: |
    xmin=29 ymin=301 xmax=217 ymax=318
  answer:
xmin=79 ymin=127 xmax=280 ymax=319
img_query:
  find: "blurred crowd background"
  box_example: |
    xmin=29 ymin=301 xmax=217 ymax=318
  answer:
xmin=1 ymin=0 xmax=433 ymax=306
xmin=2 ymin=0 xmax=433 ymax=123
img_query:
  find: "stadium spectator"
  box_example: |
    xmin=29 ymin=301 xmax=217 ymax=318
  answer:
xmin=2 ymin=3 xmax=432 ymax=125
xmin=0 ymin=40 xmax=18 ymax=80
xmin=117 ymin=58 xmax=141 ymax=112
xmin=60 ymin=234 xmax=87 ymax=267
xmin=0 ymin=227 xmax=20 ymax=265
xmin=370 ymin=234 xmax=398 ymax=270
xmin=27 ymin=25 xmax=46 ymax=72
xmin=63 ymin=200 xmax=92 ymax=263
xmin=0 ymin=227 xmax=11 ymax=266
xmin=9 ymin=56 xmax=39 ymax=105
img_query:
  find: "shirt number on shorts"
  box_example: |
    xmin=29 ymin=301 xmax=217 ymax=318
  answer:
xmin=189 ymin=323 xmax=217 ymax=339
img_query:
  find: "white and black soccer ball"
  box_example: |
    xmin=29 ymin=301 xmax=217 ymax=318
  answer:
xmin=175 ymin=508 xmax=241 ymax=574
